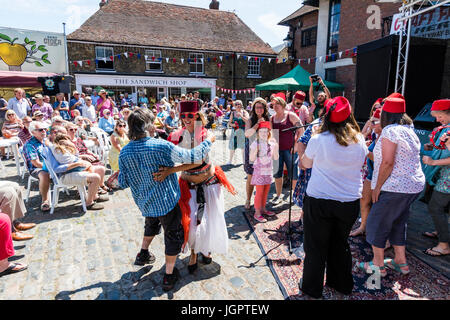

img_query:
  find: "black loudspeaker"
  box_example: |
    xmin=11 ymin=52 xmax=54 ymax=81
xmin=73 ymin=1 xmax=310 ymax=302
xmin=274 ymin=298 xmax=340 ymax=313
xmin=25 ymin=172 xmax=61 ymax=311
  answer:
xmin=355 ymin=35 xmax=447 ymax=122
xmin=57 ymin=75 xmax=73 ymax=93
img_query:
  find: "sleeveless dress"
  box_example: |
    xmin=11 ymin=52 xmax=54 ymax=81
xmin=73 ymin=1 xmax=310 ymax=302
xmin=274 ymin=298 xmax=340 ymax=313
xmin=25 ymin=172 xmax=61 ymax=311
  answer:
xmin=109 ymin=132 xmax=129 ymax=172
xmin=228 ymin=112 xmax=246 ymax=150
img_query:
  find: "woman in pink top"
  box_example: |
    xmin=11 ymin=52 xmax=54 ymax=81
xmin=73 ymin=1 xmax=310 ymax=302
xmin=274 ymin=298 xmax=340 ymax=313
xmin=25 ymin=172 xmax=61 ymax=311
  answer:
xmin=96 ymin=90 xmax=115 ymax=118
xmin=249 ymin=121 xmax=279 ymax=222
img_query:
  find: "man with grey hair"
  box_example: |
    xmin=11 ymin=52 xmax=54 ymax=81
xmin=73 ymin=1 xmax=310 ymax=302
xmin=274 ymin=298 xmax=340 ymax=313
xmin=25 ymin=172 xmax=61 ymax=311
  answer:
xmin=23 ymin=121 xmax=51 ymax=211
xmin=118 ymin=108 xmax=215 ymax=291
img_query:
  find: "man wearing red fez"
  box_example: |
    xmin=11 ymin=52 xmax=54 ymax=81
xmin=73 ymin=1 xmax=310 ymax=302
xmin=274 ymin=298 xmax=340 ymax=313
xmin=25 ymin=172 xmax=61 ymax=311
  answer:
xmin=422 ymin=98 xmax=450 ymax=257
xmin=156 ymin=100 xmax=236 ymax=274
xmin=287 ymin=91 xmax=310 ymax=125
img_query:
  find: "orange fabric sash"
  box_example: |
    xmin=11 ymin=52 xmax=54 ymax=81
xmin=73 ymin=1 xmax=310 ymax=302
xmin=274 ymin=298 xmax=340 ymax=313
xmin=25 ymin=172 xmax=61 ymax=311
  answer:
xmin=178 ymin=165 xmax=236 ymax=250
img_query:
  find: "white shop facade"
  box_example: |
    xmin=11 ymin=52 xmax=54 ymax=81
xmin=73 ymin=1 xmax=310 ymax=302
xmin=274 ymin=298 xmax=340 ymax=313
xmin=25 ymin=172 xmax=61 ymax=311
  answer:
xmin=74 ymin=73 xmax=217 ymax=104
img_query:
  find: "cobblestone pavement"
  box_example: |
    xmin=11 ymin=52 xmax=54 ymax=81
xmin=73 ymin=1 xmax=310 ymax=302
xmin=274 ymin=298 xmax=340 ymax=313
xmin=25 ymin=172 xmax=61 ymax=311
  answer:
xmin=0 ymin=133 xmax=284 ymax=300
xmin=0 ymin=131 xmax=448 ymax=300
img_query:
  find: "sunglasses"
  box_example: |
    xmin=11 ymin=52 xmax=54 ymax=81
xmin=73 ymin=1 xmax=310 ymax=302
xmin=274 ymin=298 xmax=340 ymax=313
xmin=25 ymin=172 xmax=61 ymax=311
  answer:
xmin=180 ymin=112 xmax=198 ymax=119
xmin=105 ymin=112 xmax=111 ymax=115
xmin=295 ymin=102 xmax=303 ymax=106
xmin=7 ymin=114 xmax=15 ymax=117
xmin=118 ymin=124 xmax=126 ymax=128
xmin=34 ymin=128 xmax=46 ymax=132
xmin=68 ymin=128 xmax=77 ymax=132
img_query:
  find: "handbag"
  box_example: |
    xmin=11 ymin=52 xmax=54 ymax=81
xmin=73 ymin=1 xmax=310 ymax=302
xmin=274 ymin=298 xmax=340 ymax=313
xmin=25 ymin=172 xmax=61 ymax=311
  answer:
xmin=106 ymin=171 xmax=120 ymax=189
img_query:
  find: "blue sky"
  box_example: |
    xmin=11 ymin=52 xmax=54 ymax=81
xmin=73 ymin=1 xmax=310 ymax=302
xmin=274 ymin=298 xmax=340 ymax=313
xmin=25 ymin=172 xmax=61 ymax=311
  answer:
xmin=0 ymin=0 xmax=303 ymax=47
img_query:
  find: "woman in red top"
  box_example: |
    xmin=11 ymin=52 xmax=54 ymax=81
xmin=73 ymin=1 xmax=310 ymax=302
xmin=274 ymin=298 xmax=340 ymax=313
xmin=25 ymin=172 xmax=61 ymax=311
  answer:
xmin=270 ymin=93 xmax=304 ymax=205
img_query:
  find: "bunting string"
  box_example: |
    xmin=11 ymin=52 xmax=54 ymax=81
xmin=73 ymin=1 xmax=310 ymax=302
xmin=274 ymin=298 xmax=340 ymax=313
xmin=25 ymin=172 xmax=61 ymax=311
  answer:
xmin=69 ymin=47 xmax=358 ymax=68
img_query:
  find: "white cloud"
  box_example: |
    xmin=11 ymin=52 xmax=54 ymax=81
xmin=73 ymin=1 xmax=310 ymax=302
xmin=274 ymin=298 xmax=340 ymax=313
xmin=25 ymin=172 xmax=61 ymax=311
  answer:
xmin=257 ymin=13 xmax=288 ymax=44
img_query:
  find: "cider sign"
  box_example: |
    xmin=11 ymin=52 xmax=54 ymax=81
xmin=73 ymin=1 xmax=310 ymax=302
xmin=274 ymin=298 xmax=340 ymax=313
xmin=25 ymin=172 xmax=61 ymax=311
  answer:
xmin=0 ymin=27 xmax=66 ymax=73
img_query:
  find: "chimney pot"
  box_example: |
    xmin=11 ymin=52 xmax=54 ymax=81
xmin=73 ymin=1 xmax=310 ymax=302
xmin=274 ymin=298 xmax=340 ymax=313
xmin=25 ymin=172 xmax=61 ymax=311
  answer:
xmin=99 ymin=0 xmax=107 ymax=8
xmin=209 ymin=0 xmax=219 ymax=10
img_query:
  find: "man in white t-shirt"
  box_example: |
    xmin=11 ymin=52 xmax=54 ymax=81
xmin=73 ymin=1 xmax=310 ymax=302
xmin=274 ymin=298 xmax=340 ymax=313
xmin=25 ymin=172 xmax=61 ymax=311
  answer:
xmin=7 ymin=88 xmax=30 ymax=119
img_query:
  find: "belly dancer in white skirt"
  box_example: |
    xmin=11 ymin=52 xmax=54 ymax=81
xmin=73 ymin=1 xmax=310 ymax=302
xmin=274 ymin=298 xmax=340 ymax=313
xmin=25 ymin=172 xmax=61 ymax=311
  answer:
xmin=154 ymin=100 xmax=236 ymax=273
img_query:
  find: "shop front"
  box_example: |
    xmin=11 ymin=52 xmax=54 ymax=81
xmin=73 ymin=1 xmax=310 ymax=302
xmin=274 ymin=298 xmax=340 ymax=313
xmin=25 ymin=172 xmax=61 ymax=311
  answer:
xmin=74 ymin=73 xmax=217 ymax=105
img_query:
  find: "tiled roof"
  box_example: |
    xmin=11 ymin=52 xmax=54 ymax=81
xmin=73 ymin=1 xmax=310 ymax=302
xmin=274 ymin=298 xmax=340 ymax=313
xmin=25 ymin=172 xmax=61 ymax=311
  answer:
xmin=278 ymin=5 xmax=318 ymax=26
xmin=68 ymin=0 xmax=276 ymax=55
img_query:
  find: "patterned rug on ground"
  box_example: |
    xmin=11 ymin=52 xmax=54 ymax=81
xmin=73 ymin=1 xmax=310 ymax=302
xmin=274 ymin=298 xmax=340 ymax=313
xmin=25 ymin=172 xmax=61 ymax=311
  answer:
xmin=243 ymin=207 xmax=449 ymax=300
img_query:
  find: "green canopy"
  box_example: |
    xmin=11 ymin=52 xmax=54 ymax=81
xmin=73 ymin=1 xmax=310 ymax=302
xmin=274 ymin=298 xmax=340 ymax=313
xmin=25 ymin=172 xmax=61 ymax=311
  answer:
xmin=256 ymin=65 xmax=345 ymax=92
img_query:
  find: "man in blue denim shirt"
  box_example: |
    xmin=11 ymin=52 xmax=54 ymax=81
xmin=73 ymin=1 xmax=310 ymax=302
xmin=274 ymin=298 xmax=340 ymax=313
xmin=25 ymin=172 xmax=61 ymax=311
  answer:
xmin=119 ymin=108 xmax=215 ymax=291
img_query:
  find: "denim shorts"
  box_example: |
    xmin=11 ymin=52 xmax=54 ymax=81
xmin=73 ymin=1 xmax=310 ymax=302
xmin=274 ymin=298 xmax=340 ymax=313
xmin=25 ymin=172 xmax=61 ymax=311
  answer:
xmin=273 ymin=149 xmax=299 ymax=180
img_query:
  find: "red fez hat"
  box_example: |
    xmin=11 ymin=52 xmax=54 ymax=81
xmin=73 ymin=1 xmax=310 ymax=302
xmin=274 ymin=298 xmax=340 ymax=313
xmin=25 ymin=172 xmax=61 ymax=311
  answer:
xmin=294 ymin=91 xmax=306 ymax=101
xmin=383 ymin=97 xmax=406 ymax=113
xmin=387 ymin=92 xmax=405 ymax=101
xmin=180 ymin=100 xmax=199 ymax=113
xmin=372 ymin=108 xmax=381 ymax=119
xmin=431 ymin=99 xmax=450 ymax=112
xmin=258 ymin=121 xmax=271 ymax=130
xmin=273 ymin=92 xmax=286 ymax=102
xmin=326 ymin=96 xmax=351 ymax=123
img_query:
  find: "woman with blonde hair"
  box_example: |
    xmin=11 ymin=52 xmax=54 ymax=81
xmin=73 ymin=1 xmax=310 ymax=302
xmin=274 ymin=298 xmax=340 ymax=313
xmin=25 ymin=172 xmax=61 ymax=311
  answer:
xmin=300 ymin=96 xmax=368 ymax=299
xmin=270 ymin=93 xmax=303 ymax=205
xmin=106 ymin=119 xmax=129 ymax=189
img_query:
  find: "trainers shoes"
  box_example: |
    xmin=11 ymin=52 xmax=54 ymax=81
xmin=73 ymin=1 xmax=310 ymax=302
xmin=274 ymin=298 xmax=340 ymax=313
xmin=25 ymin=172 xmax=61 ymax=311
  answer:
xmin=134 ymin=250 xmax=156 ymax=266
xmin=271 ymin=195 xmax=283 ymax=205
xmin=162 ymin=267 xmax=180 ymax=291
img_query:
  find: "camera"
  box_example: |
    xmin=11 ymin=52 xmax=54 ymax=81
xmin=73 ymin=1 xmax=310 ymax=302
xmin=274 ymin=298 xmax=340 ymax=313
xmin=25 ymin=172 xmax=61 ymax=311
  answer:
xmin=310 ymin=74 xmax=320 ymax=82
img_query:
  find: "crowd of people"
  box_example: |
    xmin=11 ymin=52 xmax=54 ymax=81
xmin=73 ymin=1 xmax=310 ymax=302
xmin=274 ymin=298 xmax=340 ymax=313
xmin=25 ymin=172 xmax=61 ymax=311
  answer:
xmin=0 ymin=80 xmax=448 ymax=302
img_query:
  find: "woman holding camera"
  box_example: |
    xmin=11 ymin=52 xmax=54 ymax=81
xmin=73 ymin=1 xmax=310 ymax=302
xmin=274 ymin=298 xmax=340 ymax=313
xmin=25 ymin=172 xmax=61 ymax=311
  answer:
xmin=421 ymin=99 xmax=450 ymax=257
xmin=299 ymin=96 xmax=368 ymax=299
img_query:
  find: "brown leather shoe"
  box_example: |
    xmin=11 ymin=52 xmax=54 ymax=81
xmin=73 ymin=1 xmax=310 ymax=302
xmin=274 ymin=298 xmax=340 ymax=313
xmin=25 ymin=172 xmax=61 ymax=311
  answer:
xmin=12 ymin=232 xmax=34 ymax=241
xmin=14 ymin=222 xmax=36 ymax=231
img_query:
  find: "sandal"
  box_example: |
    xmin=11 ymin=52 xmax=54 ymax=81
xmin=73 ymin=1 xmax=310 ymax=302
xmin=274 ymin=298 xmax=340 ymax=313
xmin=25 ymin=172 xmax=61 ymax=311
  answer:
xmin=423 ymin=247 xmax=450 ymax=257
xmin=40 ymin=202 xmax=50 ymax=212
xmin=422 ymin=231 xmax=438 ymax=239
xmin=86 ymin=202 xmax=104 ymax=210
xmin=357 ymin=261 xmax=387 ymax=277
xmin=384 ymin=259 xmax=410 ymax=275
xmin=0 ymin=262 xmax=28 ymax=277
xmin=100 ymin=185 xmax=112 ymax=192
xmin=97 ymin=188 xmax=107 ymax=195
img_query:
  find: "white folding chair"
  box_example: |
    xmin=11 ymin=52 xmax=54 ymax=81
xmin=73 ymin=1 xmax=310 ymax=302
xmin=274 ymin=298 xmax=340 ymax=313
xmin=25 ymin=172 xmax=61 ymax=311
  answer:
xmin=43 ymin=157 xmax=87 ymax=215
xmin=94 ymin=129 xmax=112 ymax=171
xmin=19 ymin=147 xmax=40 ymax=202
xmin=18 ymin=147 xmax=27 ymax=180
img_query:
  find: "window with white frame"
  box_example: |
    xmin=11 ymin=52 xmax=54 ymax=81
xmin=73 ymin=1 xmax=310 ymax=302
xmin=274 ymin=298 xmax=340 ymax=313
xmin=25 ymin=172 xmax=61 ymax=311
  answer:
xmin=189 ymin=53 xmax=204 ymax=74
xmin=248 ymin=57 xmax=260 ymax=77
xmin=95 ymin=46 xmax=114 ymax=70
xmin=145 ymin=50 xmax=163 ymax=72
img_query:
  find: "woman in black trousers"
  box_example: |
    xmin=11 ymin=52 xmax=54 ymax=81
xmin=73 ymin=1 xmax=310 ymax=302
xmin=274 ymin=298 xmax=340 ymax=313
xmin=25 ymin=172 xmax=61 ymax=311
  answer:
xmin=299 ymin=96 xmax=368 ymax=298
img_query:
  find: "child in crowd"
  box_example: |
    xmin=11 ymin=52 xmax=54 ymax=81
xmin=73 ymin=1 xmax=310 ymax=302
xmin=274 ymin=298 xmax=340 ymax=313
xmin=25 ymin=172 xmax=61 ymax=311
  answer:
xmin=51 ymin=134 xmax=93 ymax=173
xmin=249 ymin=121 xmax=279 ymax=222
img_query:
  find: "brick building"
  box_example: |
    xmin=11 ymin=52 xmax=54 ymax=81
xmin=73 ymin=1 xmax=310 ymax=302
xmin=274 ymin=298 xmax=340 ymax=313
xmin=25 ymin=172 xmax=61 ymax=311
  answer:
xmin=67 ymin=0 xmax=276 ymax=104
xmin=280 ymin=0 xmax=402 ymax=105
